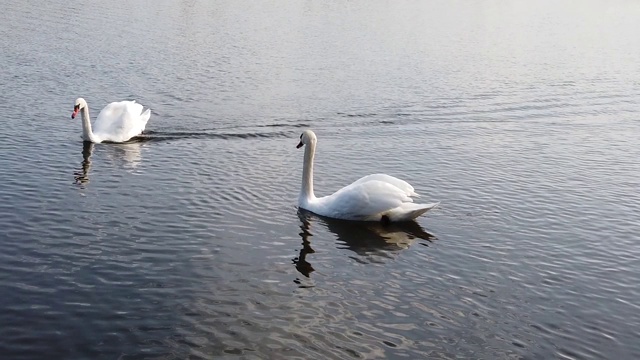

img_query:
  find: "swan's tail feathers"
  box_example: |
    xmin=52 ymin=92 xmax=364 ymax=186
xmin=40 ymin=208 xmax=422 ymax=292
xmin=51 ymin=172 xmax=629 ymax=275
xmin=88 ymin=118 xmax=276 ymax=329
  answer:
xmin=140 ymin=109 xmax=151 ymax=127
xmin=388 ymin=202 xmax=439 ymax=222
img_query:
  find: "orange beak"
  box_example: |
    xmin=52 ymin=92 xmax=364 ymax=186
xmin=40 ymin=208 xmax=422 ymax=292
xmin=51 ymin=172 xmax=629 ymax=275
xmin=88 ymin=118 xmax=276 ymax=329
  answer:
xmin=71 ymin=105 xmax=80 ymax=119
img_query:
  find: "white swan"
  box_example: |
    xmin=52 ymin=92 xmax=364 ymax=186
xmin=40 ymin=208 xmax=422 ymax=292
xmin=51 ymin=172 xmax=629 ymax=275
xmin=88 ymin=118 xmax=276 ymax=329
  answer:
xmin=296 ymin=130 xmax=439 ymax=222
xmin=71 ymin=98 xmax=151 ymax=143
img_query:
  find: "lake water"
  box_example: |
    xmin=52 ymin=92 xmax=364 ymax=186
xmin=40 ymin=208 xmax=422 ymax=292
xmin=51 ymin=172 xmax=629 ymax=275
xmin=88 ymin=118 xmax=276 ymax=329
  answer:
xmin=1 ymin=1 xmax=639 ymax=359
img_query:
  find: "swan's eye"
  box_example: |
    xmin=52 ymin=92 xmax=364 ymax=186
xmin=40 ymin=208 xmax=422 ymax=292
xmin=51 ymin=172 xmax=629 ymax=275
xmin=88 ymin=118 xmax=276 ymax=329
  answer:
xmin=299 ymin=134 xmax=303 ymax=140
xmin=74 ymin=104 xmax=80 ymax=110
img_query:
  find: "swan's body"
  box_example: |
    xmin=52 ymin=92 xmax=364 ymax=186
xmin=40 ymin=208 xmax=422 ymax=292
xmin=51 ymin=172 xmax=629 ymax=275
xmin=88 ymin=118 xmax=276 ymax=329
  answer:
xmin=296 ymin=130 xmax=439 ymax=222
xmin=72 ymin=98 xmax=151 ymax=143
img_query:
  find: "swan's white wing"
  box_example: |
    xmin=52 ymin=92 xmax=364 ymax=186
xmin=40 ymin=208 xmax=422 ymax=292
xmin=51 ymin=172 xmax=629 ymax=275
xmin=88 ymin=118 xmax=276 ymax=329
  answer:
xmin=351 ymin=173 xmax=419 ymax=197
xmin=93 ymin=101 xmax=149 ymax=143
xmin=387 ymin=202 xmax=440 ymax=222
xmin=317 ymin=180 xmax=412 ymax=220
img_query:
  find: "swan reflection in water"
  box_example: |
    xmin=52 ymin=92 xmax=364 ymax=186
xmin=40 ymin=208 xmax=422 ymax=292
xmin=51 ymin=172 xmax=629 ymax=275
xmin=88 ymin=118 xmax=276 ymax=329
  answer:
xmin=73 ymin=139 xmax=147 ymax=187
xmin=74 ymin=142 xmax=94 ymax=186
xmin=294 ymin=209 xmax=436 ymax=278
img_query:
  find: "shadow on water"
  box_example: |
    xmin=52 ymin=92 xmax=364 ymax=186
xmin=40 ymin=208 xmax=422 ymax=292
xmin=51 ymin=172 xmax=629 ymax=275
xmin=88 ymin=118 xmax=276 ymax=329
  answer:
xmin=294 ymin=209 xmax=436 ymax=280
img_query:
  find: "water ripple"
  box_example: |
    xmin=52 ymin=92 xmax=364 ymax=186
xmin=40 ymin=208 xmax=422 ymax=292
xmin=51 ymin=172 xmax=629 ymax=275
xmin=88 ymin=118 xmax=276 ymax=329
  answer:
xmin=2 ymin=0 xmax=640 ymax=359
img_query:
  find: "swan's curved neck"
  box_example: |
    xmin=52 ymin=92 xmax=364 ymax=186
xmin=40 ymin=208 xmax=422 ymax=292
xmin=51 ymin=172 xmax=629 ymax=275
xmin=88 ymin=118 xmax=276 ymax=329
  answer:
xmin=80 ymin=106 xmax=98 ymax=143
xmin=300 ymin=141 xmax=317 ymax=205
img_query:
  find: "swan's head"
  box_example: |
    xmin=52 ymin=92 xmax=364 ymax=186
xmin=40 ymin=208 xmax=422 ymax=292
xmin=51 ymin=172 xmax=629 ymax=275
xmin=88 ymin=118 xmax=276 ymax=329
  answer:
xmin=71 ymin=98 xmax=87 ymax=119
xmin=296 ymin=130 xmax=317 ymax=149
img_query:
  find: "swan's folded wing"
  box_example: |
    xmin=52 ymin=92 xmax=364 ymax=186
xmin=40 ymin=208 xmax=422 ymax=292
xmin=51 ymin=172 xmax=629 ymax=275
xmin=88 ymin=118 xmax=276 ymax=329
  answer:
xmin=324 ymin=180 xmax=412 ymax=220
xmin=94 ymin=101 xmax=146 ymax=142
xmin=350 ymin=173 xmax=418 ymax=197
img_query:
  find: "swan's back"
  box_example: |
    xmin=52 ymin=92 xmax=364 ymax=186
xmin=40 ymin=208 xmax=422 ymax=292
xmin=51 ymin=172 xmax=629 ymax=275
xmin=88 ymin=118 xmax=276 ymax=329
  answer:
xmin=93 ymin=100 xmax=150 ymax=142
xmin=350 ymin=173 xmax=419 ymax=197
xmin=313 ymin=180 xmax=410 ymax=221
xmin=311 ymin=179 xmax=438 ymax=221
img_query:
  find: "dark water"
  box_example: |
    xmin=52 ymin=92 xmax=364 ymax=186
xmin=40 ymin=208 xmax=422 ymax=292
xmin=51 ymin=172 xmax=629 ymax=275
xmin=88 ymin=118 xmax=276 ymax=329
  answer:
xmin=1 ymin=1 xmax=640 ymax=359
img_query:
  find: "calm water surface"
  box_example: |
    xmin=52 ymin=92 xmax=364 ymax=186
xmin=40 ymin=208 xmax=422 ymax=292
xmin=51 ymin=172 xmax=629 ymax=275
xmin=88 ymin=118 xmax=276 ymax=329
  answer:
xmin=1 ymin=1 xmax=640 ymax=359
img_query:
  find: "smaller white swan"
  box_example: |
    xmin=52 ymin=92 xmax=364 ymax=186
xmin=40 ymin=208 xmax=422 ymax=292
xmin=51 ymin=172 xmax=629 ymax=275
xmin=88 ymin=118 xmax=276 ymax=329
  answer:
xmin=71 ymin=98 xmax=151 ymax=143
xmin=296 ymin=130 xmax=439 ymax=222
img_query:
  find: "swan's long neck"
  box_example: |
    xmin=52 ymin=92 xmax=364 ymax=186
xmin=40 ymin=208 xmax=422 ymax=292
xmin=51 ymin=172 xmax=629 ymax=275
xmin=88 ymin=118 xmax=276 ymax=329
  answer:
xmin=300 ymin=141 xmax=317 ymax=205
xmin=80 ymin=106 xmax=98 ymax=143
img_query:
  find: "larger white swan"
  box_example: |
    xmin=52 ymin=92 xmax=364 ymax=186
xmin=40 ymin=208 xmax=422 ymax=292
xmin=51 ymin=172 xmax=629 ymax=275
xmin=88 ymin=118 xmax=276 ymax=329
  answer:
xmin=71 ymin=98 xmax=151 ymax=143
xmin=296 ymin=130 xmax=439 ymax=222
